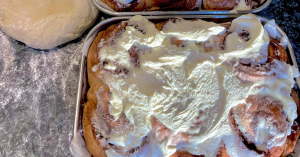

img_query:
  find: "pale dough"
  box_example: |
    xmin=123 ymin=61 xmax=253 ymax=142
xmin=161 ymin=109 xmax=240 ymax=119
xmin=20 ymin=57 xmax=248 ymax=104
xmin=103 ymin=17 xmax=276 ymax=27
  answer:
xmin=0 ymin=0 xmax=99 ymax=49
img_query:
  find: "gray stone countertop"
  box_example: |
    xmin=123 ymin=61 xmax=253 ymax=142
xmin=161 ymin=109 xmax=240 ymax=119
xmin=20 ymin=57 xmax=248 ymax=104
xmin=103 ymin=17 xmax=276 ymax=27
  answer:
xmin=0 ymin=0 xmax=299 ymax=156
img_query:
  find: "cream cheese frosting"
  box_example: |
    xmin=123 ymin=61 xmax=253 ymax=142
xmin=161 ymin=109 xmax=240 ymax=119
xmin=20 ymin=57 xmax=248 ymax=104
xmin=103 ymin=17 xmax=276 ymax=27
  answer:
xmin=234 ymin=0 xmax=250 ymax=10
xmin=222 ymin=14 xmax=270 ymax=64
xmin=91 ymin=14 xmax=298 ymax=157
xmin=264 ymin=19 xmax=279 ymax=39
xmin=263 ymin=19 xmax=290 ymax=49
xmin=229 ymin=0 xmax=250 ymax=13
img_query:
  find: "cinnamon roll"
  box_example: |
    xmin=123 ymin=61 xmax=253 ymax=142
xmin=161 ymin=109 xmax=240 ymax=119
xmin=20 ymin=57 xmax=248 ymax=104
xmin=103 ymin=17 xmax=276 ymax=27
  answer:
xmin=83 ymin=14 xmax=299 ymax=157
xmin=99 ymin=0 xmax=264 ymax=11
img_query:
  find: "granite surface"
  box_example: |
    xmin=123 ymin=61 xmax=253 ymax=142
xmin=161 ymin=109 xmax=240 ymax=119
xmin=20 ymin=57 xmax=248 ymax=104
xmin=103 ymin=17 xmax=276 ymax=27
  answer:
xmin=0 ymin=31 xmax=83 ymax=156
xmin=0 ymin=0 xmax=299 ymax=157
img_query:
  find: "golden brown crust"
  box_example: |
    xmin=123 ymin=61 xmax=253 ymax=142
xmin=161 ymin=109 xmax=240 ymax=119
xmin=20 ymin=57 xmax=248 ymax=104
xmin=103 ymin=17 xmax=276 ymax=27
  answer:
xmin=268 ymin=37 xmax=289 ymax=63
xmin=281 ymin=90 xmax=300 ymax=156
xmin=83 ymin=29 xmax=110 ymax=156
xmin=83 ymin=102 xmax=107 ymax=157
xmin=148 ymin=0 xmax=198 ymax=11
xmin=155 ymin=21 xmax=168 ymax=31
xmin=170 ymin=150 xmax=202 ymax=157
xmin=203 ymin=0 xmax=237 ymax=10
xmin=282 ymin=123 xmax=300 ymax=157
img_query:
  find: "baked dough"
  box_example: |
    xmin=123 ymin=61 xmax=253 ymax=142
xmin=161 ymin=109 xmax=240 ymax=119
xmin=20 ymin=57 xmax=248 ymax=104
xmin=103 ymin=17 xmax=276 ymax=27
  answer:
xmin=0 ymin=0 xmax=98 ymax=49
xmin=100 ymin=0 xmax=199 ymax=12
xmin=83 ymin=17 xmax=300 ymax=156
xmin=202 ymin=0 xmax=237 ymax=10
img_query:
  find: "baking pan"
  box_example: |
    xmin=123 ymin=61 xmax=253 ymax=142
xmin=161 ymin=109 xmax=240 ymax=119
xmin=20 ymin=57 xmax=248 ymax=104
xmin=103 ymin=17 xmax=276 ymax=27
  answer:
xmin=92 ymin=0 xmax=272 ymax=16
xmin=73 ymin=14 xmax=299 ymax=156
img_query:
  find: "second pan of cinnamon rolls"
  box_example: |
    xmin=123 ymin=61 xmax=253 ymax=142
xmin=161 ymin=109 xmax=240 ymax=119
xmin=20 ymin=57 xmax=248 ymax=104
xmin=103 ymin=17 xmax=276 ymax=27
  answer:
xmin=98 ymin=0 xmax=266 ymax=12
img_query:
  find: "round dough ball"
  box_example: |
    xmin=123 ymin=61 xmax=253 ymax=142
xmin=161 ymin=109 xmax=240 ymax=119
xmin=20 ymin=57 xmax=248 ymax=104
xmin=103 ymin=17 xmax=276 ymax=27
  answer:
xmin=0 ymin=0 xmax=99 ymax=49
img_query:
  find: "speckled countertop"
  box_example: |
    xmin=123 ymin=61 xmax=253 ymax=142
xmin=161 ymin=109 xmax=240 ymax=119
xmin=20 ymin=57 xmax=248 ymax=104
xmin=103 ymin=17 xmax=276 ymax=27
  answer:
xmin=0 ymin=0 xmax=299 ymax=156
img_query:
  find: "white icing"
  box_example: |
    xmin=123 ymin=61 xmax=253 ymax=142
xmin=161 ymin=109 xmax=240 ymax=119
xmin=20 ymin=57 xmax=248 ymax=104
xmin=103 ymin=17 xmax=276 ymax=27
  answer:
xmin=97 ymin=0 xmax=115 ymax=11
xmin=196 ymin=0 xmax=202 ymax=8
xmin=92 ymin=64 xmax=99 ymax=72
xmin=222 ymin=14 xmax=270 ymax=64
xmin=231 ymin=0 xmax=251 ymax=11
xmin=92 ymin=14 xmax=298 ymax=157
xmin=280 ymin=35 xmax=289 ymax=49
xmin=229 ymin=9 xmax=238 ymax=14
xmin=264 ymin=19 xmax=280 ymax=39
